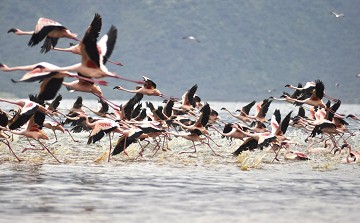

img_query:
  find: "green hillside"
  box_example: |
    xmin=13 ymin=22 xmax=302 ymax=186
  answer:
xmin=0 ymin=0 xmax=359 ymax=103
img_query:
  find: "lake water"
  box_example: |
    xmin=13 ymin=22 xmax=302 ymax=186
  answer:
xmin=0 ymin=100 xmax=359 ymax=223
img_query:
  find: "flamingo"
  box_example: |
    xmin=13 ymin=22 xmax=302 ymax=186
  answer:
xmin=285 ymin=80 xmax=338 ymax=103
xmin=52 ymin=25 xmax=123 ymax=66
xmin=221 ymin=100 xmax=256 ymax=124
xmin=283 ymin=80 xmax=330 ymax=109
xmin=0 ymin=113 xmax=61 ymax=163
xmin=283 ymin=148 xmax=309 ymax=161
xmin=210 ymin=122 xmax=249 ymax=141
xmin=8 ymin=17 xmax=79 ymax=53
xmin=270 ymin=109 xmax=293 ymax=161
xmin=271 ymin=109 xmax=293 ymax=142
xmin=82 ymin=99 xmax=110 ymax=118
xmin=346 ymin=114 xmax=360 ymax=121
xmin=77 ymin=113 xmax=122 ymax=162
xmin=46 ymin=94 xmax=62 ymax=113
xmin=34 ymin=13 xmax=142 ymax=84
xmin=0 ymin=98 xmax=46 ymax=130
xmin=5 ymin=14 xmax=142 ymax=85
xmin=111 ymin=127 xmax=144 ymax=157
xmin=1 ymin=62 xmax=108 ymax=87
xmin=231 ymin=125 xmax=276 ymax=156
xmin=169 ymin=103 xmax=221 ymax=155
xmin=0 ymin=109 xmax=21 ymax=162
xmin=173 ymin=84 xmax=198 ymax=113
xmin=341 ymin=144 xmax=360 ymax=163
xmin=116 ymin=93 xmax=144 ymax=121
xmin=253 ymin=98 xmax=272 ymax=123
xmin=114 ymin=76 xmax=163 ymax=97
xmin=43 ymin=120 xmax=79 ymax=144
xmin=166 ymin=129 xmax=217 ymax=155
xmin=305 ymin=139 xmax=333 ymax=154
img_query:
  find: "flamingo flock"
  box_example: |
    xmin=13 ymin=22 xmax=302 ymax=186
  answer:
xmin=0 ymin=13 xmax=359 ymax=165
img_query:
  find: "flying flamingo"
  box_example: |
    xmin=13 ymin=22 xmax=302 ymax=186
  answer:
xmin=231 ymin=125 xmax=276 ymax=156
xmin=346 ymin=114 xmax=360 ymax=121
xmin=1 ymin=62 xmax=108 ymax=87
xmin=114 ymin=76 xmax=175 ymax=100
xmin=76 ymin=113 xmax=122 ymax=162
xmin=0 ymin=109 xmax=21 ymax=162
xmin=253 ymin=98 xmax=272 ymax=123
xmin=36 ymin=13 xmax=143 ymax=84
xmin=210 ymin=122 xmax=249 ymax=142
xmin=52 ymin=25 xmax=123 ymax=66
xmin=173 ymin=84 xmax=198 ymax=113
xmin=166 ymin=129 xmax=216 ymax=155
xmin=168 ymin=103 xmax=221 ymax=155
xmin=0 ymin=113 xmax=61 ymax=163
xmin=6 ymin=14 xmax=142 ymax=84
xmin=221 ymin=100 xmax=256 ymax=124
xmin=114 ymin=76 xmax=161 ymax=96
xmin=0 ymin=98 xmax=41 ymax=130
xmin=285 ymin=80 xmax=339 ymax=103
xmin=43 ymin=120 xmax=79 ymax=144
xmin=111 ymin=127 xmax=144 ymax=157
xmin=8 ymin=17 xmax=79 ymax=53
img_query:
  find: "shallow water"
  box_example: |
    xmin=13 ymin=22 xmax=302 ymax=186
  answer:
xmin=0 ymin=100 xmax=359 ymax=223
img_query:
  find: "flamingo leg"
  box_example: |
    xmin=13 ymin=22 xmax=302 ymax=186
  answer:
xmin=205 ymin=135 xmax=222 ymax=148
xmin=135 ymin=140 xmax=146 ymax=159
xmin=179 ymin=141 xmax=197 ymax=154
xmin=38 ymin=140 xmax=61 ymax=163
xmin=122 ymin=137 xmax=129 ymax=156
xmin=108 ymin=59 xmax=123 ymax=66
xmin=113 ymin=75 xmax=145 ymax=85
xmin=108 ymin=134 xmax=112 ymax=162
xmin=202 ymin=140 xmax=220 ymax=156
xmin=1 ymin=139 xmax=21 ymax=162
xmin=49 ymin=130 xmax=58 ymax=144
xmin=161 ymin=135 xmax=169 ymax=151
xmin=271 ymin=145 xmax=282 ymax=162
xmin=65 ymin=129 xmax=79 ymax=142
xmin=27 ymin=138 xmax=36 ymax=147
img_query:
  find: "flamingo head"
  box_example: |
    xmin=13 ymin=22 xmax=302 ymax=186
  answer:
xmin=7 ymin=28 xmax=19 ymax=33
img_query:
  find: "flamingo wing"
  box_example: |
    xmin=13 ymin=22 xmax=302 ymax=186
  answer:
xmin=98 ymin=25 xmax=117 ymax=65
xmin=233 ymin=137 xmax=258 ymax=156
xmin=0 ymin=109 xmax=9 ymax=127
xmin=88 ymin=123 xmax=117 ymax=144
xmin=81 ymin=13 xmax=102 ymax=69
xmin=38 ymin=76 xmax=64 ymax=101
xmin=112 ymin=129 xmax=144 ymax=156
xmin=242 ymin=100 xmax=256 ymax=115
xmin=29 ymin=25 xmax=65 ymax=47
xmin=9 ymin=101 xmax=38 ymax=130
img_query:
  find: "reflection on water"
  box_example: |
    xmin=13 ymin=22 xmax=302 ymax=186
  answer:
xmin=0 ymin=101 xmax=359 ymax=222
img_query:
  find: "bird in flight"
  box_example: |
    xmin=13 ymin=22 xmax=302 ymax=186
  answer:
xmin=182 ymin=35 xmax=200 ymax=43
xmin=330 ymin=11 xmax=344 ymax=18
